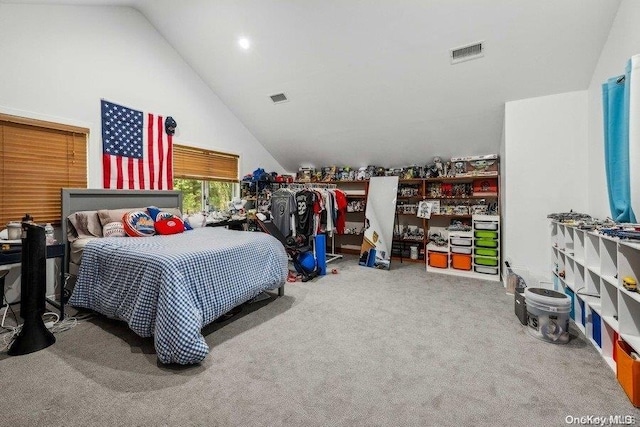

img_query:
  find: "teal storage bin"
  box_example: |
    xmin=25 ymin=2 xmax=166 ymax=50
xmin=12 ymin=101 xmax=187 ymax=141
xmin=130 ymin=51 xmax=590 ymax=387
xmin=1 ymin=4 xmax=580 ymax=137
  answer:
xmin=475 ymin=239 xmax=498 ymax=248
xmin=474 ymin=230 xmax=498 ymax=239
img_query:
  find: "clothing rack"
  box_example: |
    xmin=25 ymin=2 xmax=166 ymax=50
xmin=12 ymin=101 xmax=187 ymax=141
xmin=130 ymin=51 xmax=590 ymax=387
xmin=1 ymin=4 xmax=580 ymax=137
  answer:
xmin=272 ymin=182 xmax=342 ymax=264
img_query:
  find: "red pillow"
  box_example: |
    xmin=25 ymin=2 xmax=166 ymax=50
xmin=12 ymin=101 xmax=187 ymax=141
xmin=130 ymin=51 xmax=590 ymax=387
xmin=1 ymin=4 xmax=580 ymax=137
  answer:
xmin=154 ymin=217 xmax=185 ymax=235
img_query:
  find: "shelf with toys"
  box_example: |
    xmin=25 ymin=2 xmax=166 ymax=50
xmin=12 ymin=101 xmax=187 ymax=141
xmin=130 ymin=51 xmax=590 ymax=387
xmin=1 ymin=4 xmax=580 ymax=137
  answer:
xmin=550 ymin=220 xmax=640 ymax=403
xmin=393 ymin=179 xmax=427 ymax=262
xmin=293 ymin=154 xmax=500 ymax=272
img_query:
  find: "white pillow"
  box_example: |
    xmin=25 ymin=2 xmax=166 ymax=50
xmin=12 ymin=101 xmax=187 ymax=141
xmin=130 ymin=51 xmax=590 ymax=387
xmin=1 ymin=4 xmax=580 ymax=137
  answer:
xmin=103 ymin=221 xmax=126 ymax=237
xmin=186 ymin=213 xmax=206 ymax=228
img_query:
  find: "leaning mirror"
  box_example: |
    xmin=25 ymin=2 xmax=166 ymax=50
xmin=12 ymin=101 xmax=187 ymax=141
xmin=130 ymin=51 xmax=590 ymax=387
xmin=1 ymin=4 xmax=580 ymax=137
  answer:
xmin=359 ymin=176 xmax=399 ymax=270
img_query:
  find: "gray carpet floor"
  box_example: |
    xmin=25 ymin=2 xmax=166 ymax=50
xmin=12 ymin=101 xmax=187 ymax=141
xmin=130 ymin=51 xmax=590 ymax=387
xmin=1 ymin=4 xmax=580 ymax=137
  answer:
xmin=1 ymin=256 xmax=638 ymax=426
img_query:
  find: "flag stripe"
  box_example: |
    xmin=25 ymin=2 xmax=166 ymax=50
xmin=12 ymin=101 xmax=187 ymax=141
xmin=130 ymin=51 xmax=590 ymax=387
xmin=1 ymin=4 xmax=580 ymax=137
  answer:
xmin=103 ymin=153 xmax=111 ymax=189
xmin=167 ymin=135 xmax=173 ymax=185
xmin=147 ymin=113 xmax=155 ymax=190
xmin=127 ymin=157 xmax=135 ymax=189
xmin=157 ymin=116 xmax=163 ymax=190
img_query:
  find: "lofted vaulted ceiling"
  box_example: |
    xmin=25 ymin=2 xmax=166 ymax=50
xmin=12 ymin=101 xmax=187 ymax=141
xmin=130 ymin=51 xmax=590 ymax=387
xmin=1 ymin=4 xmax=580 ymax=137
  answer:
xmin=4 ymin=0 xmax=622 ymax=171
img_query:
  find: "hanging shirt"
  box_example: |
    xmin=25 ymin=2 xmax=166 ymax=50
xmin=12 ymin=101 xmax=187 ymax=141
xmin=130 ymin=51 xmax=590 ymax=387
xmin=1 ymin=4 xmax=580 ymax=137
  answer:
xmin=271 ymin=189 xmax=296 ymax=237
xmin=334 ymin=189 xmax=348 ymax=234
xmin=295 ymin=190 xmax=316 ymax=238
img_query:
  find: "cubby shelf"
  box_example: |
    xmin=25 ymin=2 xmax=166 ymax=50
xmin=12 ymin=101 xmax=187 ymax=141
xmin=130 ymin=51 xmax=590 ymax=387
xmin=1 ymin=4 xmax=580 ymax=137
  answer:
xmin=551 ymin=221 xmax=640 ymax=375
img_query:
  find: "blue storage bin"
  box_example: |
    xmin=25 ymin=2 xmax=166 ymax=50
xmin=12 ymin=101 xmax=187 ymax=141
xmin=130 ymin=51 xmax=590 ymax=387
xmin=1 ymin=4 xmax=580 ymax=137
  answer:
xmin=592 ymin=311 xmax=602 ymax=348
xmin=564 ymin=287 xmax=575 ymax=320
xmin=578 ymin=298 xmax=585 ymax=326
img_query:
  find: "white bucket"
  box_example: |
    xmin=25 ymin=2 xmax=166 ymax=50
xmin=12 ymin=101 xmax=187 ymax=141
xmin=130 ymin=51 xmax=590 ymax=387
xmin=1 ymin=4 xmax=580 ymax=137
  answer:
xmin=524 ymin=287 xmax=571 ymax=344
xmin=410 ymin=246 xmax=418 ymax=260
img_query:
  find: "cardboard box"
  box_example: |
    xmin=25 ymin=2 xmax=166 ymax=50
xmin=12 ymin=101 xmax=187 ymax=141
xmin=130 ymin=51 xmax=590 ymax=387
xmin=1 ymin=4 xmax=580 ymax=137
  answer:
xmin=473 ymin=178 xmax=498 ymax=195
xmin=450 ymin=154 xmax=499 ymax=177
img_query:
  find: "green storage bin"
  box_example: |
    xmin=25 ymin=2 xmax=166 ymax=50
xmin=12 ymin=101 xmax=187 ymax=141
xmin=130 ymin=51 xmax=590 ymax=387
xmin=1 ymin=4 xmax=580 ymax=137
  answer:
xmin=475 ymin=256 xmax=498 ymax=266
xmin=474 ymin=230 xmax=498 ymax=239
xmin=475 ymin=239 xmax=498 ymax=248
xmin=475 ymin=248 xmax=498 ymax=257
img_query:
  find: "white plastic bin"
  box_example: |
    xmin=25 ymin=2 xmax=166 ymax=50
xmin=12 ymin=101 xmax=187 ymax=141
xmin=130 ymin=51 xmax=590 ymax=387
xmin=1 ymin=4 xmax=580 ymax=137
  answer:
xmin=524 ymin=288 xmax=571 ymax=344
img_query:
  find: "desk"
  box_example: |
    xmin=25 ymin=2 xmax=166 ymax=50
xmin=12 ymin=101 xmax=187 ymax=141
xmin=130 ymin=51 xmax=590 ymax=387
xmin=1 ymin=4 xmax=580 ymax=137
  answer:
xmin=206 ymin=218 xmax=247 ymax=231
xmin=0 ymin=243 xmax=66 ymax=319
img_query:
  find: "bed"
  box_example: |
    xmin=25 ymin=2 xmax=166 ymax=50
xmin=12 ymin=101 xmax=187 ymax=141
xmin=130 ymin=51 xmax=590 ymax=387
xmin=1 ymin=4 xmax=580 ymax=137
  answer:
xmin=62 ymin=189 xmax=288 ymax=365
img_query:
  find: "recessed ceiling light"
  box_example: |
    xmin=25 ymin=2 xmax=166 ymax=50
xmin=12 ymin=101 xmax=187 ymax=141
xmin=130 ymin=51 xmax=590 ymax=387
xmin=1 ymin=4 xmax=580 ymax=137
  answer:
xmin=238 ymin=37 xmax=250 ymax=50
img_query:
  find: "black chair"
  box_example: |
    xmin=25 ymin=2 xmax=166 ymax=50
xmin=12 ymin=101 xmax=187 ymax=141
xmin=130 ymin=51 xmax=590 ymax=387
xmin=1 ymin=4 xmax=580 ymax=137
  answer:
xmin=255 ymin=217 xmax=319 ymax=282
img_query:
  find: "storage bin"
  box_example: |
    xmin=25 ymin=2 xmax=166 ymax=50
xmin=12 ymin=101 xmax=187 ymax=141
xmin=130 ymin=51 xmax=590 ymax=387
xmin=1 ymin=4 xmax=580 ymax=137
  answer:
xmin=428 ymin=251 xmax=448 ymax=269
xmin=475 ymin=248 xmax=498 ymax=257
xmin=474 ymin=265 xmax=498 ymax=275
xmin=474 ymin=221 xmax=498 ymax=231
xmin=564 ymin=287 xmax=575 ymax=320
xmin=474 ymin=230 xmax=498 ymax=239
xmin=451 ymin=246 xmax=472 ymax=255
xmin=450 ymin=237 xmax=472 ymax=247
xmin=592 ymin=311 xmax=601 ymax=348
xmin=475 ymin=256 xmax=498 ymax=266
xmin=616 ymin=340 xmax=640 ymax=407
xmin=578 ymin=297 xmax=585 ymax=326
xmin=472 ymin=178 xmax=498 ymax=196
xmin=475 ymin=239 xmax=498 ymax=248
xmin=451 ymin=253 xmax=472 ymax=270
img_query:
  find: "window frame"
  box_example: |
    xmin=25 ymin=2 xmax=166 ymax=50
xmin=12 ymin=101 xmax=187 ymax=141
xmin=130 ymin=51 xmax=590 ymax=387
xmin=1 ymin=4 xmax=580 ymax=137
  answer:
xmin=172 ymin=144 xmax=240 ymax=213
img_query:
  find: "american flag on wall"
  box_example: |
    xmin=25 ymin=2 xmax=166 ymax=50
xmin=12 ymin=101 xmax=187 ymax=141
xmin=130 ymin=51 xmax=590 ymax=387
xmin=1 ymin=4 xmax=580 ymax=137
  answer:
xmin=101 ymin=100 xmax=173 ymax=189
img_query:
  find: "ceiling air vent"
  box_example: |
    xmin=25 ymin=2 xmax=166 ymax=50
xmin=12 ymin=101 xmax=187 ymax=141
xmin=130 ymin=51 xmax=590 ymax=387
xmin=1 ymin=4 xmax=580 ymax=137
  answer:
xmin=450 ymin=41 xmax=484 ymax=64
xmin=269 ymin=93 xmax=289 ymax=104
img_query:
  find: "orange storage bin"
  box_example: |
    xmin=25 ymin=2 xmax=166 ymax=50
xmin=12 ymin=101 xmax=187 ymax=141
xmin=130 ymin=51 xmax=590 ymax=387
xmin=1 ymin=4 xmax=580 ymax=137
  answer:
xmin=451 ymin=253 xmax=472 ymax=271
xmin=616 ymin=340 xmax=640 ymax=407
xmin=428 ymin=251 xmax=448 ymax=269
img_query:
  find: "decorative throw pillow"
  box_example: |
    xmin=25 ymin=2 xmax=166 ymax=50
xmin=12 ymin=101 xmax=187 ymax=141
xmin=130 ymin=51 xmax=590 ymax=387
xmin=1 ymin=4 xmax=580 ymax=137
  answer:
xmin=182 ymin=216 xmax=193 ymax=231
xmin=122 ymin=211 xmax=156 ymax=237
xmin=155 ymin=211 xmax=178 ymax=221
xmin=185 ymin=213 xmax=206 ymax=228
xmin=154 ymin=217 xmax=185 ymax=235
xmin=146 ymin=206 xmax=183 ymax=221
xmin=98 ymin=208 xmax=141 ymax=228
xmin=102 ymin=221 xmax=127 ymax=238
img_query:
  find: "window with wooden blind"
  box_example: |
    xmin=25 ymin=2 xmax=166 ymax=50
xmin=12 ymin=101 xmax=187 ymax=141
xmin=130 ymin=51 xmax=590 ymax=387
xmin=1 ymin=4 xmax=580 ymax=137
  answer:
xmin=172 ymin=144 xmax=239 ymax=213
xmin=0 ymin=114 xmax=88 ymax=226
xmin=173 ymin=144 xmax=239 ymax=182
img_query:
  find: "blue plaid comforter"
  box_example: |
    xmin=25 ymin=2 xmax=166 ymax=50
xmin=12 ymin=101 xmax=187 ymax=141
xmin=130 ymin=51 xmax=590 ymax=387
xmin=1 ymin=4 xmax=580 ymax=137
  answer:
xmin=69 ymin=227 xmax=288 ymax=364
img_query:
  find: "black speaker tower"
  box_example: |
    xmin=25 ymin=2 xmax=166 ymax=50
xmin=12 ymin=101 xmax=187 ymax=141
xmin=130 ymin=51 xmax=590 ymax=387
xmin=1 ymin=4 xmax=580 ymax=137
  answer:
xmin=8 ymin=222 xmax=55 ymax=356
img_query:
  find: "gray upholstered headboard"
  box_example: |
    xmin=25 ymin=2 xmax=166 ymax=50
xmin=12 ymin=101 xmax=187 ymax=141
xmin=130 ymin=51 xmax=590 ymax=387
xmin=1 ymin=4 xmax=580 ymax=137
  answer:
xmin=61 ymin=188 xmax=183 ymax=268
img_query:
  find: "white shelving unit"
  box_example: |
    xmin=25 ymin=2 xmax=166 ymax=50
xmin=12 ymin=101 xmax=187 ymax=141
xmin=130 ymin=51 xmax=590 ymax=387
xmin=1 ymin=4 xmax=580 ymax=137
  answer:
xmin=426 ymin=215 xmax=500 ymax=282
xmin=550 ymin=221 xmax=640 ymax=373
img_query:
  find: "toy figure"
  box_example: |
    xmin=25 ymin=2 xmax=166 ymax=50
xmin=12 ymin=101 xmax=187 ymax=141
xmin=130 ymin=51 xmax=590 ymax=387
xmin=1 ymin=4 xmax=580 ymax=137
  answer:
xmin=470 ymin=159 xmax=495 ymax=173
xmin=357 ymin=167 xmax=367 ymax=180
xmin=433 ymin=157 xmax=443 ymax=177
xmin=454 ymin=161 xmax=466 ymax=176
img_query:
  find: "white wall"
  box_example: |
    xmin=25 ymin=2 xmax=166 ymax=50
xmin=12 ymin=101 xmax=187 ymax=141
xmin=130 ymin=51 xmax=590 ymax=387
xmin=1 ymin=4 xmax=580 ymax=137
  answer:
xmin=0 ymin=4 xmax=285 ymax=303
xmin=0 ymin=4 xmax=285 ymax=185
xmin=504 ymin=91 xmax=588 ymax=282
xmin=587 ymin=0 xmax=640 ymax=219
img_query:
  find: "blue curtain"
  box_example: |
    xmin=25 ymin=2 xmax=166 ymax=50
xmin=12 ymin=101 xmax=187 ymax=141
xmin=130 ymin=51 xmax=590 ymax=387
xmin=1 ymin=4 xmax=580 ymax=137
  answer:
xmin=602 ymin=64 xmax=637 ymax=223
